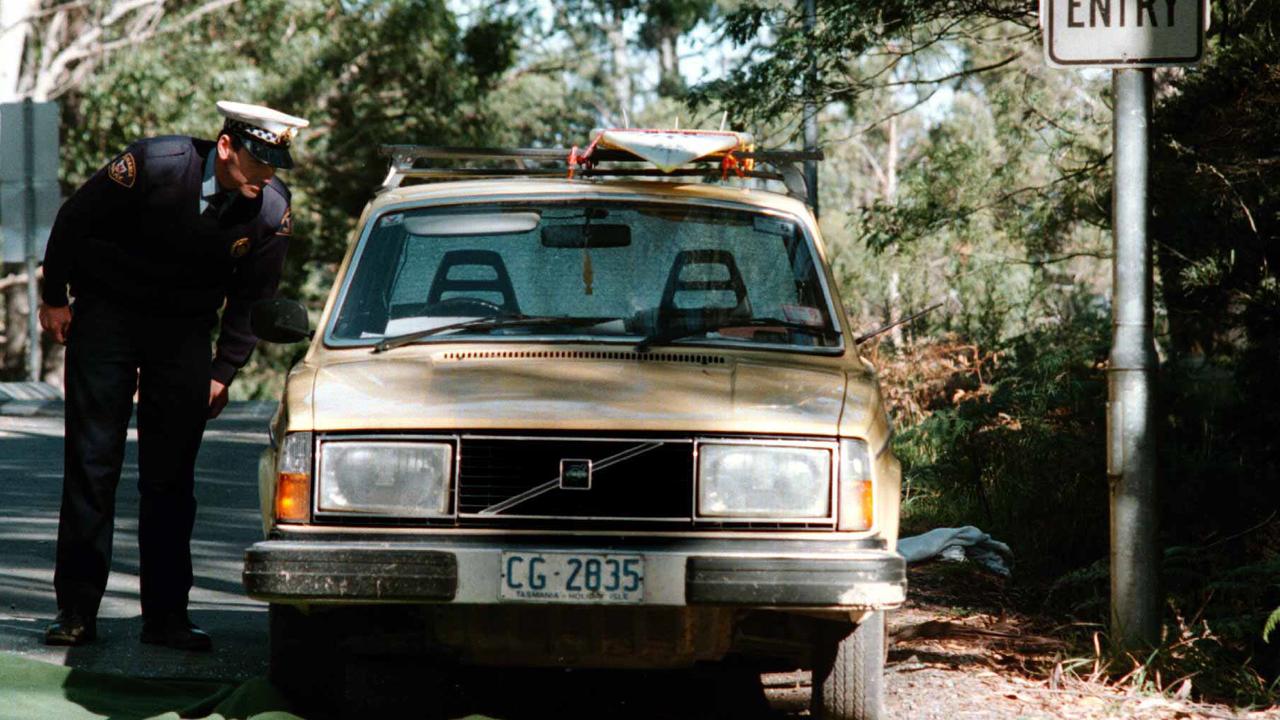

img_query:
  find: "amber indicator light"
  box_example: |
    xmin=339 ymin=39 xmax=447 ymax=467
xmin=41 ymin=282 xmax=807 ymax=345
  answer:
xmin=276 ymin=472 xmax=310 ymax=522
xmin=858 ymin=479 xmax=875 ymax=530
xmin=838 ymin=478 xmax=875 ymax=531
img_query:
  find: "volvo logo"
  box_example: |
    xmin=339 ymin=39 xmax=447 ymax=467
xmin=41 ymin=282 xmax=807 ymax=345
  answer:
xmin=559 ymin=459 xmax=593 ymax=490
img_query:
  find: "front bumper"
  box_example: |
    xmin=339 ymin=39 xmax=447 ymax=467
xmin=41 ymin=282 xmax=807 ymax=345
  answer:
xmin=243 ymin=534 xmax=906 ymax=609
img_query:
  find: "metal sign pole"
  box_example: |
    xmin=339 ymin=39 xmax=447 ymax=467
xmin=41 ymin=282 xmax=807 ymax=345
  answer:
xmin=1043 ymin=0 xmax=1200 ymax=658
xmin=1107 ymin=67 xmax=1159 ymax=653
xmin=22 ymin=97 xmax=41 ymax=382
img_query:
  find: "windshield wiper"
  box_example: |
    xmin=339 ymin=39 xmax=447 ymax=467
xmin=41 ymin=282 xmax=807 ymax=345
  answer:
xmin=635 ymin=317 xmax=837 ymax=353
xmin=373 ymin=315 xmax=619 ymax=353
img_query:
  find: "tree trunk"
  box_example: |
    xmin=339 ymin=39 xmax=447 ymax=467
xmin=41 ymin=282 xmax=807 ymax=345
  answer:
xmin=0 ymin=0 xmax=37 ymax=100
xmin=884 ymin=116 xmax=903 ymax=348
xmin=657 ymin=31 xmax=682 ymax=97
xmin=888 ymin=269 xmax=904 ymax=348
xmin=606 ymin=2 xmax=631 ymax=122
xmin=884 ymin=115 xmax=898 ymax=201
xmin=43 ymin=341 xmax=64 ymax=387
xmin=3 ymin=267 xmax=29 ymax=378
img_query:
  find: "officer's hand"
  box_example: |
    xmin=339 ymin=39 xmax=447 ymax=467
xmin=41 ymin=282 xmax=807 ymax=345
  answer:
xmin=208 ymin=379 xmax=230 ymax=419
xmin=39 ymin=304 xmax=73 ymax=344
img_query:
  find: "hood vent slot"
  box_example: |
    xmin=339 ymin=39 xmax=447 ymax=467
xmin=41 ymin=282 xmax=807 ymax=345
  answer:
xmin=438 ymin=349 xmax=726 ymax=366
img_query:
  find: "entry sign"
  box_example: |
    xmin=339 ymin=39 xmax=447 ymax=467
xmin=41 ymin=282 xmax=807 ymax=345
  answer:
xmin=1042 ymin=0 xmax=1207 ymax=67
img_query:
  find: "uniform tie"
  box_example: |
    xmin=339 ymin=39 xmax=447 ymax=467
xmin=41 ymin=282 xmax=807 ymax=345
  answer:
xmin=203 ymin=192 xmax=231 ymax=219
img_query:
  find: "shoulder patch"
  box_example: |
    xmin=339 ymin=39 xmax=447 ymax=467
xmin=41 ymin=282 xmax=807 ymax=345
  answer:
xmin=277 ymin=207 xmax=292 ymax=236
xmin=108 ymin=152 xmax=137 ymax=188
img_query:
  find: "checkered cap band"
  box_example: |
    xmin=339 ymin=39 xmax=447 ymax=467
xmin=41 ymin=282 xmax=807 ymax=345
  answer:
xmin=223 ymin=118 xmax=293 ymax=147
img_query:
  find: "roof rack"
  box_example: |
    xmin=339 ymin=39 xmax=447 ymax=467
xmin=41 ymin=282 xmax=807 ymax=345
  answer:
xmin=377 ymin=145 xmax=824 ymax=203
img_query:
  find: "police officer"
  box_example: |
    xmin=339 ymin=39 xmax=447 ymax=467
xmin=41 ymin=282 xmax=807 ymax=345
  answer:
xmin=38 ymin=102 xmax=307 ymax=651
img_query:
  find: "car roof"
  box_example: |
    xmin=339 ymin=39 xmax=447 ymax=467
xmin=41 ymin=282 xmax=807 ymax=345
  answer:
xmin=369 ymin=178 xmax=816 ymax=219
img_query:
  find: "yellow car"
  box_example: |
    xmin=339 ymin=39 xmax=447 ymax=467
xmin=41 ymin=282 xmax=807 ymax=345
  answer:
xmin=243 ymin=143 xmax=905 ymax=720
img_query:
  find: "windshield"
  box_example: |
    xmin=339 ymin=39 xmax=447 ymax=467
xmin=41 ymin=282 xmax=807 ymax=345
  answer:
xmin=328 ymin=200 xmax=841 ymax=352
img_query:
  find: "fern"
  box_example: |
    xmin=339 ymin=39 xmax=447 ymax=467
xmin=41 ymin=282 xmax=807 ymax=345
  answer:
xmin=1265 ymin=606 xmax=1280 ymax=644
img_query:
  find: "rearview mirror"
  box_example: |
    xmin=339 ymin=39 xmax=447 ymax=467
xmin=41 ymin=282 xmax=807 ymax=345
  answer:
xmin=541 ymin=224 xmax=631 ymax=248
xmin=251 ymin=298 xmax=311 ymax=343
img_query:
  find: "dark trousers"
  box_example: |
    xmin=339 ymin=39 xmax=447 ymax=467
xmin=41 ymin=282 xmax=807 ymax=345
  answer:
xmin=54 ymin=298 xmax=214 ymax=620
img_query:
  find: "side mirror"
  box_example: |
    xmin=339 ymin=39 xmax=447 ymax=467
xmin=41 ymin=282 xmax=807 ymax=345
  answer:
xmin=251 ymin=298 xmax=311 ymax=343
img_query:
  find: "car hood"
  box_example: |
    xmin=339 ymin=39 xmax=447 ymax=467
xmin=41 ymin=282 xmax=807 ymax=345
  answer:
xmin=307 ymin=351 xmax=848 ymax=436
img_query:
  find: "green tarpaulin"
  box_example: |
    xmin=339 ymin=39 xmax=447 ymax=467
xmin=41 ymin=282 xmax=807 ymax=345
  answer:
xmin=0 ymin=653 xmax=301 ymax=720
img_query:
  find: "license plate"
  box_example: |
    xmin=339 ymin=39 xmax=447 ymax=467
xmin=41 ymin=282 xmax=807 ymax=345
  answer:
xmin=499 ymin=552 xmax=644 ymax=603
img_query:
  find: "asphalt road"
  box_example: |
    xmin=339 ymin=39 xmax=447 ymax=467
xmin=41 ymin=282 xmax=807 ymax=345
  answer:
xmin=0 ymin=400 xmax=276 ymax=682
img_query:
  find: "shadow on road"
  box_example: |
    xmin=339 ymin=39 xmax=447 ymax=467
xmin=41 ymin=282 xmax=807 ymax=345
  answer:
xmin=287 ymin=664 xmax=780 ymax=720
xmin=58 ymin=666 xmax=233 ymax=720
xmin=0 ymin=404 xmax=274 ymax=682
xmin=0 ymin=650 xmax=290 ymax=720
xmin=51 ymin=610 xmax=266 ymax=682
xmin=448 ymin=666 xmax=775 ymax=720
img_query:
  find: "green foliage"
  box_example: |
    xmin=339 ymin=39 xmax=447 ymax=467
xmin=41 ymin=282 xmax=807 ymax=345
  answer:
xmin=892 ymin=313 xmax=1279 ymax=702
xmin=463 ymin=17 xmax=521 ymax=89
xmin=60 ymin=21 xmax=250 ymax=184
xmin=638 ymin=0 xmax=717 ymax=96
xmin=1265 ymin=607 xmax=1280 ymax=644
xmin=1153 ymin=548 xmax=1280 ymax=703
xmin=65 ymin=0 xmax=529 ymax=253
xmin=31 ymin=0 xmax=734 ymax=398
xmin=693 ymin=0 xmax=1279 ymax=697
xmin=47 ymin=0 xmax=532 ymax=398
xmin=894 ymin=312 xmax=1110 ymax=580
xmin=1058 ymin=605 xmax=1279 ymax=707
xmin=269 ymin=0 xmax=497 ymax=267
xmin=1139 ymin=5 xmax=1280 ymax=689
xmin=1151 ymin=19 xmax=1280 ymax=367
xmin=690 ymin=0 xmax=1034 ymax=134
xmin=819 ymin=46 xmax=1111 ymax=350
xmin=690 ymin=0 xmax=1280 ymax=702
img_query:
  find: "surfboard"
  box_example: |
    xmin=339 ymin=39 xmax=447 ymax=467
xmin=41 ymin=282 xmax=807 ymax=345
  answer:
xmin=591 ymin=129 xmax=754 ymax=172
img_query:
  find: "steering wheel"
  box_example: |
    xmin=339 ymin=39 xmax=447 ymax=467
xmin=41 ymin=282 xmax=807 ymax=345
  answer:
xmin=424 ymin=296 xmax=505 ymax=317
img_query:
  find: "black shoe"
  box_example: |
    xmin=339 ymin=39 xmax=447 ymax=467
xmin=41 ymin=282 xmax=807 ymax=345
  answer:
xmin=140 ymin=613 xmax=212 ymax=652
xmin=45 ymin=611 xmax=97 ymax=646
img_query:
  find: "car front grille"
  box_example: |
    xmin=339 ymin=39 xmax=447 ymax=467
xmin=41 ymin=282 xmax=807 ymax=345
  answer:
xmin=312 ymin=432 xmax=837 ymax=530
xmin=457 ymin=436 xmax=694 ymax=523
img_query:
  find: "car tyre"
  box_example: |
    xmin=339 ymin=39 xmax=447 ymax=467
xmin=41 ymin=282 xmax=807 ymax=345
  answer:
xmin=810 ymin=612 xmax=885 ymax=720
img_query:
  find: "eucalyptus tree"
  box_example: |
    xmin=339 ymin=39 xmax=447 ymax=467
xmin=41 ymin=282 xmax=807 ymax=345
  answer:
xmin=1 ymin=0 xmax=523 ymax=386
xmin=690 ymin=0 xmax=1109 ymax=345
xmin=1 ymin=0 xmax=245 ymax=378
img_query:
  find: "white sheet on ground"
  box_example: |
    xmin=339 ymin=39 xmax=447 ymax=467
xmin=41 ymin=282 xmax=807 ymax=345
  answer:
xmin=896 ymin=526 xmax=1014 ymax=578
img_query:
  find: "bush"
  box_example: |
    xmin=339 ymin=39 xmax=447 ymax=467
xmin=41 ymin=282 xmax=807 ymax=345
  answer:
xmin=881 ymin=308 xmax=1280 ymax=702
xmin=887 ymin=312 xmax=1110 ymax=581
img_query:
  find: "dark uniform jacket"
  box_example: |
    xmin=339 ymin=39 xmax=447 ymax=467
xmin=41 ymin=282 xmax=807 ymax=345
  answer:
xmin=42 ymin=136 xmax=292 ymax=386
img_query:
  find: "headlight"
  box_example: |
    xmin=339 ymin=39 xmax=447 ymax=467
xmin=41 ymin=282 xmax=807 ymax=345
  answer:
xmin=697 ymin=443 xmax=832 ymax=518
xmin=318 ymin=441 xmax=453 ymax=517
xmin=838 ymin=438 xmax=874 ymax=531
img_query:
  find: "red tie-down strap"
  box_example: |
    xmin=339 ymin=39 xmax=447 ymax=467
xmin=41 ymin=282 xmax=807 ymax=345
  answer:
xmin=720 ymin=152 xmax=746 ymax=180
xmin=567 ymin=137 xmax=602 ymax=179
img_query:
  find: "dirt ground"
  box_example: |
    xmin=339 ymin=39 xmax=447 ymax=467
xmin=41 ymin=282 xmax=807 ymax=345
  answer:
xmin=760 ymin=564 xmax=1279 ymax=720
